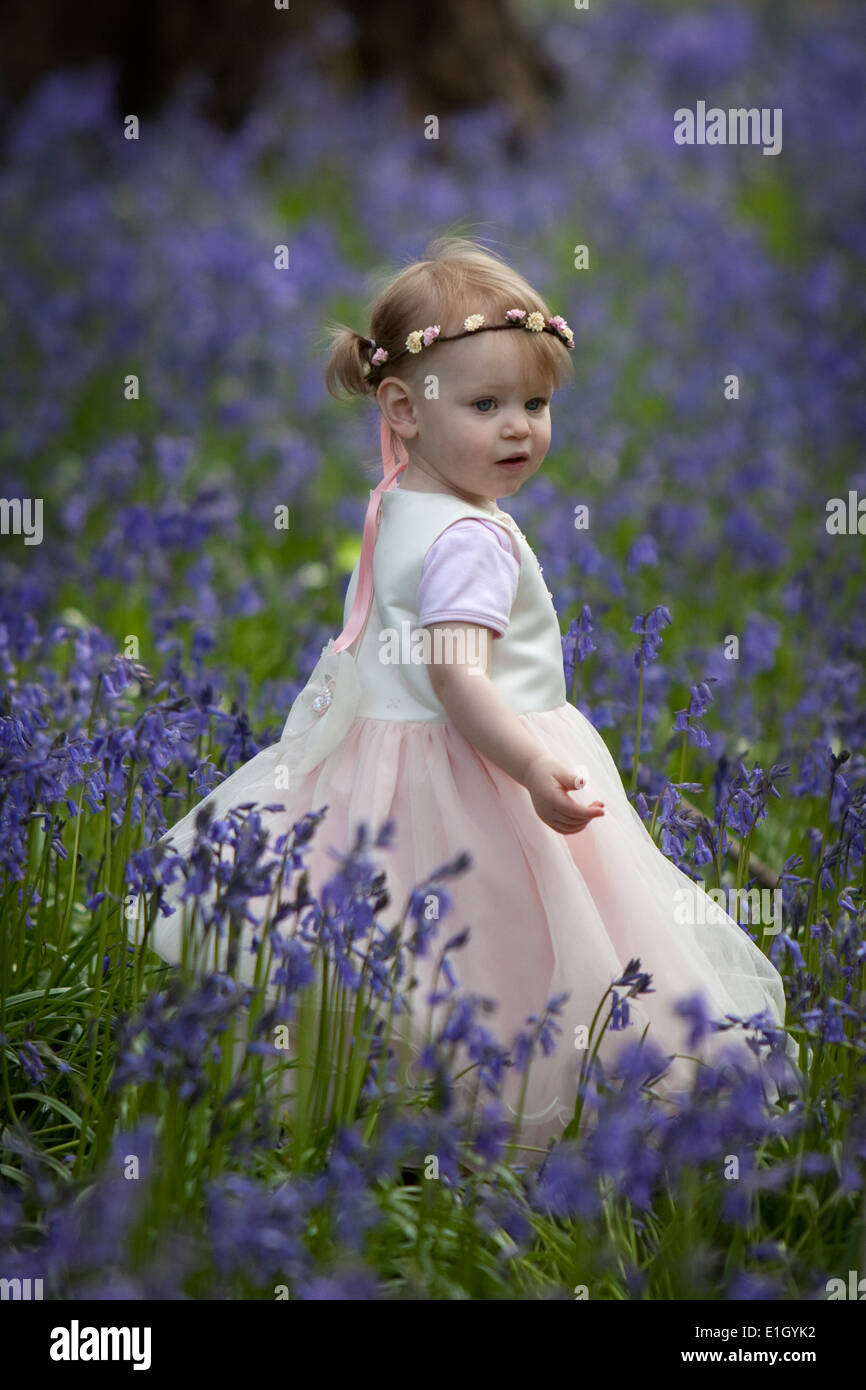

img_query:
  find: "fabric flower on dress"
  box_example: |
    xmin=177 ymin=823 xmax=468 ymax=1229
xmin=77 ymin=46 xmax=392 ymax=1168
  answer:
xmin=279 ymin=639 xmax=362 ymax=777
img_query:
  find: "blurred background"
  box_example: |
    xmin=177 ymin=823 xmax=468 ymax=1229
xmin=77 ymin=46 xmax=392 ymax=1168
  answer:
xmin=0 ymin=0 xmax=569 ymax=137
xmin=0 ymin=0 xmax=863 ymax=814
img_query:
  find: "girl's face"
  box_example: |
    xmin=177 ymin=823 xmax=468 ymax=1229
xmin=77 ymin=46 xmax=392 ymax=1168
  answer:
xmin=378 ymin=330 xmax=554 ymax=508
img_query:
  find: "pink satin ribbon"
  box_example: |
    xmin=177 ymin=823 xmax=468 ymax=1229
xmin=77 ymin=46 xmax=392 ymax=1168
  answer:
xmin=332 ymin=415 xmax=408 ymax=653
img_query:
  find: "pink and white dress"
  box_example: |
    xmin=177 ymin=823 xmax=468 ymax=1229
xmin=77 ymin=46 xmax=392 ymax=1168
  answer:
xmin=139 ymin=486 xmax=799 ymax=1145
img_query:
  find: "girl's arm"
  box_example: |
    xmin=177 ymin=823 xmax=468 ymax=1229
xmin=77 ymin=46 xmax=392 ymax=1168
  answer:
xmin=424 ymin=622 xmax=605 ymax=835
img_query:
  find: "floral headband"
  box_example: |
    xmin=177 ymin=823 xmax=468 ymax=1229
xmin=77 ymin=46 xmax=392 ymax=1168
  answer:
xmin=360 ymin=308 xmax=575 ymax=378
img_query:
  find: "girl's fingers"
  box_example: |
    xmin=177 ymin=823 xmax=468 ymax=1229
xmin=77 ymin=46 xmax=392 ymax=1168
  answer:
xmin=558 ymin=791 xmax=605 ymax=814
xmin=544 ymin=783 xmax=606 ymax=832
xmin=556 ymin=811 xmax=605 ymax=833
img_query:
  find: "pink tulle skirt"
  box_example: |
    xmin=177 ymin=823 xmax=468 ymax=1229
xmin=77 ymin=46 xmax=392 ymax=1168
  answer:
xmin=140 ymin=703 xmax=802 ymax=1149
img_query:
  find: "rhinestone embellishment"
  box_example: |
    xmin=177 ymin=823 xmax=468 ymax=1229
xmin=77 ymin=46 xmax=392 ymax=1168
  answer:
xmin=311 ymin=674 xmax=336 ymax=714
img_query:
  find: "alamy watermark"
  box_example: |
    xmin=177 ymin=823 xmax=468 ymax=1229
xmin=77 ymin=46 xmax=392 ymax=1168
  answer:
xmin=826 ymin=1270 xmax=866 ymax=1299
xmin=674 ymin=886 xmax=782 ymax=936
xmin=674 ymin=102 xmax=782 ymax=156
xmin=49 ymin=1320 xmax=152 ymax=1369
xmin=0 ymin=497 xmax=43 ymax=545
xmin=379 ymin=621 xmax=486 ymax=672
xmin=1 ymin=1275 xmax=43 ymax=1299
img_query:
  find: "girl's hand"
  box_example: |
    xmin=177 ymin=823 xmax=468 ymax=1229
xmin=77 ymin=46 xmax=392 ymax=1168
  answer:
xmin=523 ymin=753 xmax=605 ymax=835
xmin=422 ymin=625 xmax=606 ymax=834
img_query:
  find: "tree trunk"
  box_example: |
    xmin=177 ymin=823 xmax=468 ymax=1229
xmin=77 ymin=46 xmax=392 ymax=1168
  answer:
xmin=0 ymin=0 xmax=560 ymax=140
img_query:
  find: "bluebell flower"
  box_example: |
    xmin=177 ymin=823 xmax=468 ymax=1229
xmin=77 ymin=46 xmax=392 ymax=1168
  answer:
xmin=17 ymin=1041 xmax=47 ymax=1086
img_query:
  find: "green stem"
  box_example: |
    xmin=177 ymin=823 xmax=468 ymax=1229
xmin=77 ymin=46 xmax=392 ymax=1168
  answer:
xmin=631 ymin=647 xmax=644 ymax=794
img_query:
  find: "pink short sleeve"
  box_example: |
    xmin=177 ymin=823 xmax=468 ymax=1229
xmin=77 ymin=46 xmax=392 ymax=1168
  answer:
xmin=417 ymin=518 xmax=521 ymax=638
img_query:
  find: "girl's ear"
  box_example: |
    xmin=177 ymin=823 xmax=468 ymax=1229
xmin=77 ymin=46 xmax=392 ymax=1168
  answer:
xmin=377 ymin=378 xmax=418 ymax=443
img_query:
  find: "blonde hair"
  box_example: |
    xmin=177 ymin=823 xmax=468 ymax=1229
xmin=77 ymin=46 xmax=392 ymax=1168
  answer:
xmin=321 ymin=233 xmax=575 ymax=402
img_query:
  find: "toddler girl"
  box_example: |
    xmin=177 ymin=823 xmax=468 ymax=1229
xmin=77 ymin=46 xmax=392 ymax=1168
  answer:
xmin=140 ymin=236 xmax=800 ymax=1146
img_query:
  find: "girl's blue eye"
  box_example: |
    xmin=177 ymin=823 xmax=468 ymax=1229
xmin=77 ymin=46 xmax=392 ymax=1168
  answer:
xmin=472 ymin=397 xmax=547 ymax=412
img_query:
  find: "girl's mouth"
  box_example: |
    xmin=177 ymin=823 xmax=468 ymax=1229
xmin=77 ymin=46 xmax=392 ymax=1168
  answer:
xmin=495 ymin=454 xmax=529 ymax=470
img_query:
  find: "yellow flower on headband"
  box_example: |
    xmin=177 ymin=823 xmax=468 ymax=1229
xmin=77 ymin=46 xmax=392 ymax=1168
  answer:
xmin=364 ymin=308 xmax=575 ymax=375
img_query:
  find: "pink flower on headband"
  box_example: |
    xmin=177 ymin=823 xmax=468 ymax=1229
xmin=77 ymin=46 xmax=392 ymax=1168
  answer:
xmin=366 ymin=307 xmax=575 ymax=368
xmin=548 ymin=315 xmax=575 ymax=348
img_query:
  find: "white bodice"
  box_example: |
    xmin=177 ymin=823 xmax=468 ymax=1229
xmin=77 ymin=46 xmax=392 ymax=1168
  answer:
xmin=342 ymin=488 xmax=567 ymax=721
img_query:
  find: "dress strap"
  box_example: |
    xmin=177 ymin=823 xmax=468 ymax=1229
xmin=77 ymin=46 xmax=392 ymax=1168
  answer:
xmin=332 ymin=415 xmax=408 ymax=653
